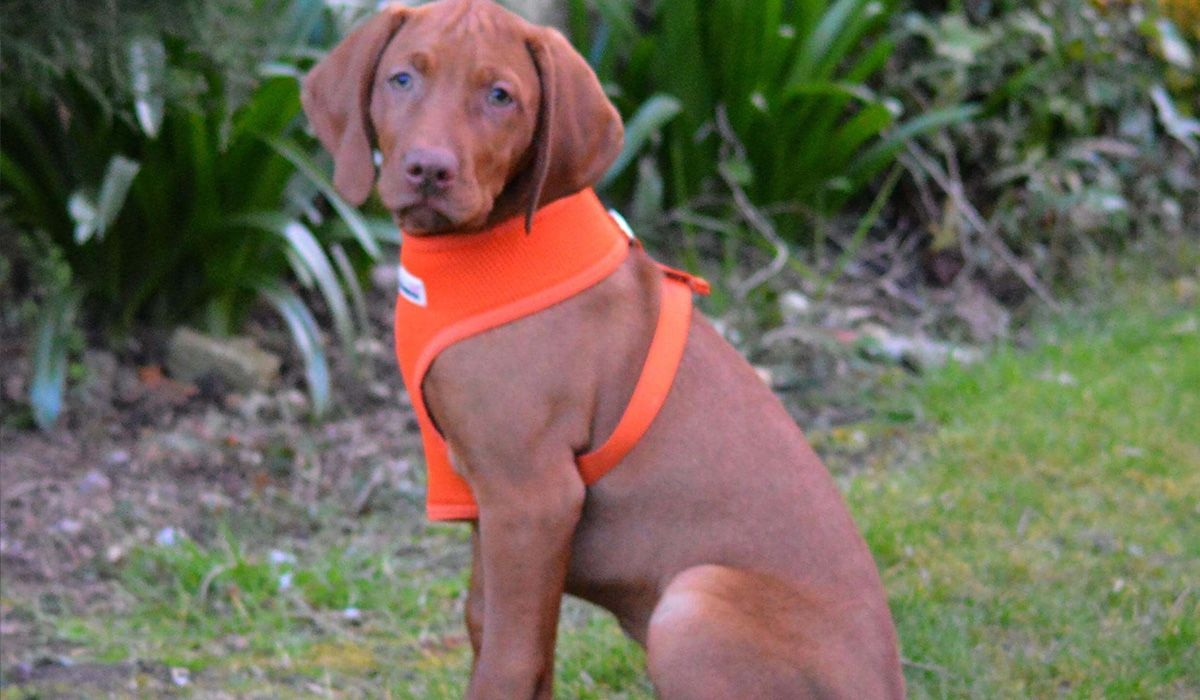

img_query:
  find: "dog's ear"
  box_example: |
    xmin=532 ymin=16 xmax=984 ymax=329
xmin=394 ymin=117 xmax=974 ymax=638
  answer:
xmin=301 ymin=7 xmax=408 ymax=206
xmin=524 ymin=29 xmax=624 ymax=230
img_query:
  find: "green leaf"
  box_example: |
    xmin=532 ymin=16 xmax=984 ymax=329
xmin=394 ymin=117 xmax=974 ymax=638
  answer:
xmin=1150 ymin=85 xmax=1200 ymax=156
xmin=850 ymin=104 xmax=982 ymax=183
xmin=30 ymin=288 xmax=82 ymax=431
xmin=782 ymin=80 xmax=878 ymax=104
xmin=263 ymin=134 xmax=382 ymax=259
xmin=720 ymin=157 xmax=755 ymax=187
xmin=70 ymin=154 xmax=141 ymax=244
xmin=630 ymin=155 xmax=665 ymax=234
xmin=258 ymin=280 xmax=331 ymax=418
xmin=0 ymin=147 xmax=52 ymax=217
xmin=843 ymin=36 xmax=895 ymax=84
xmin=591 ymin=0 xmax=640 ymax=43
xmin=239 ymin=213 xmax=358 ymax=363
xmin=128 ymin=36 xmax=166 ymax=138
xmin=1152 ymin=17 xmax=1194 ymax=71
xmin=825 ymin=102 xmax=896 ymax=170
xmin=929 ymin=13 xmax=998 ymax=65
xmin=789 ymin=0 xmax=871 ymax=84
xmin=330 ymin=243 xmax=370 ymax=355
xmin=817 ymin=163 xmax=903 ymax=297
xmin=600 ymin=94 xmax=683 ymax=189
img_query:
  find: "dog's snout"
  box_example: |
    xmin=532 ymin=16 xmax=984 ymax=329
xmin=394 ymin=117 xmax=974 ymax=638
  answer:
xmin=403 ymin=148 xmax=458 ymax=194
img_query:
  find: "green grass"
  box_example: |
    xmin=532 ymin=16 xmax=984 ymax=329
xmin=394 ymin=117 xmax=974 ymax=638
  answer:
xmin=15 ymin=273 xmax=1197 ymax=698
xmin=42 ymin=519 xmax=649 ymax=698
xmin=850 ymin=280 xmax=1199 ymax=698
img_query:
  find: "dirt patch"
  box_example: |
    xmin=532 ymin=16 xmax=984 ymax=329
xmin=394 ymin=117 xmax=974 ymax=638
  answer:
xmin=3 ymin=660 xmax=184 ymax=699
xmin=0 ymin=285 xmax=440 ymax=687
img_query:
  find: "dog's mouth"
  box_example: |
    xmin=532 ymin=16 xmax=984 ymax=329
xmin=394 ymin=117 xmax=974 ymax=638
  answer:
xmin=397 ymin=200 xmax=456 ymax=234
xmin=394 ymin=193 xmax=492 ymax=235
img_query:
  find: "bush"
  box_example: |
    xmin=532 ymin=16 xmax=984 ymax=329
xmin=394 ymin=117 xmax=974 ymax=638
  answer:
xmin=0 ymin=0 xmax=385 ymax=428
xmin=569 ymin=0 xmax=976 ymax=241
xmin=889 ymin=0 xmax=1199 ymax=290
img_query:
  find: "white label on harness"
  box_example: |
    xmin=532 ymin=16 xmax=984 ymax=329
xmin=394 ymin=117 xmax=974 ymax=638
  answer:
xmin=608 ymin=208 xmax=637 ymax=241
xmin=398 ymin=264 xmax=427 ymax=307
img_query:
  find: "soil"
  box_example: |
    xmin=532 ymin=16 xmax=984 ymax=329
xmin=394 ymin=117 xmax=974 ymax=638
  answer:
xmin=0 ymin=258 xmax=442 ymax=692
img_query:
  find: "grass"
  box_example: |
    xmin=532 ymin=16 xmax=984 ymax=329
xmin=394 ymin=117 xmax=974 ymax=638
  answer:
xmin=8 ymin=266 xmax=1197 ymax=698
xmin=850 ymin=276 xmax=1200 ymax=697
xmin=28 ymin=517 xmax=650 ymax=698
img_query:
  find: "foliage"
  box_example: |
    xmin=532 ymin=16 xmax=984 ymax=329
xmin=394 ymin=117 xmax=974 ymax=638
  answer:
xmin=0 ymin=0 xmax=384 ymax=428
xmin=568 ymin=0 xmax=975 ymax=242
xmin=0 ymin=0 xmax=335 ymax=125
xmin=890 ymin=0 xmax=1200 ymax=289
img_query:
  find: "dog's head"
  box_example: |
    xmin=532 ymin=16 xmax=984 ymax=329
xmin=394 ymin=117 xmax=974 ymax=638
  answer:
xmin=301 ymin=0 xmax=623 ymax=234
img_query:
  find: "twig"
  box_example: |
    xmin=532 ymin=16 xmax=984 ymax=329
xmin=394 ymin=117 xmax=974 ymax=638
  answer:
xmin=713 ymin=105 xmax=791 ymax=302
xmin=350 ymin=465 xmax=386 ymax=516
xmin=902 ymin=657 xmax=950 ymax=676
xmin=878 ymin=277 xmax=927 ymax=312
xmin=669 ymin=209 xmax=741 ymax=237
xmin=198 ymin=563 xmax=231 ymax=605
xmin=903 ymin=140 xmax=1062 ymax=311
xmin=285 ymin=590 xmax=362 ymax=639
xmin=816 ymin=164 xmax=904 ymax=299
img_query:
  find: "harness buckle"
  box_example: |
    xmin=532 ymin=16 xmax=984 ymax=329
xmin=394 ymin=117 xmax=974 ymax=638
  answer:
xmin=607 ymin=209 xmax=638 ymax=243
xmin=660 ymin=265 xmax=712 ymax=296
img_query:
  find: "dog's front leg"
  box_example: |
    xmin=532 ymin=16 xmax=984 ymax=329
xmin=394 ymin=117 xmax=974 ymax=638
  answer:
xmin=425 ymin=324 xmax=595 ymax=699
xmin=453 ymin=440 xmax=585 ymax=700
xmin=465 ymin=524 xmax=485 ymax=668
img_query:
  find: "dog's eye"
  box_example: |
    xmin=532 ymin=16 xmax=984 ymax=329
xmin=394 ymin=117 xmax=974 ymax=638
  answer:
xmin=389 ymin=71 xmax=414 ymax=90
xmin=487 ymin=86 xmax=514 ymax=106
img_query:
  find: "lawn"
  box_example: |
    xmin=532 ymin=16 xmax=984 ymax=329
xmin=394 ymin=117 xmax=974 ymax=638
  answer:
xmin=850 ymin=276 xmax=1199 ymax=698
xmin=6 ymin=270 xmax=1197 ymax=699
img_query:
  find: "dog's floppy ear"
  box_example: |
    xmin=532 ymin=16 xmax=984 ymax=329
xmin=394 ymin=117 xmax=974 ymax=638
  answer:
xmin=301 ymin=7 xmax=408 ymax=206
xmin=524 ymin=29 xmax=624 ymax=230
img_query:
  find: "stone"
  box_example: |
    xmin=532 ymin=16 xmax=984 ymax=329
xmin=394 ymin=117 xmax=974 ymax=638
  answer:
xmin=859 ymin=324 xmax=982 ymax=371
xmin=166 ymin=328 xmax=281 ymax=393
xmin=77 ymin=470 xmax=112 ymax=496
xmin=371 ymin=263 xmax=399 ymax=294
xmin=953 ymin=283 xmax=1011 ymax=343
xmin=79 ymin=349 xmax=119 ymax=408
xmin=778 ymin=290 xmax=813 ymax=324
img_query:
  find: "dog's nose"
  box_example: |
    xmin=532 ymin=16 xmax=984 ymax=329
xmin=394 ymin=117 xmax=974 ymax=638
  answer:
xmin=403 ymin=148 xmax=458 ymax=194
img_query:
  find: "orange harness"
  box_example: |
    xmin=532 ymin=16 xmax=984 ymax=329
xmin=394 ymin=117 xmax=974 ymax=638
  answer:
xmin=393 ymin=189 xmax=709 ymax=521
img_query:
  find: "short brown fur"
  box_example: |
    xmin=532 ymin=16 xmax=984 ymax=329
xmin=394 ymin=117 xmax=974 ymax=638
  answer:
xmin=303 ymin=1 xmax=905 ymax=697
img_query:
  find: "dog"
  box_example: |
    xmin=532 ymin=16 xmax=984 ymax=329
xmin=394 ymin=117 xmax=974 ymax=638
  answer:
xmin=302 ymin=1 xmax=904 ymax=697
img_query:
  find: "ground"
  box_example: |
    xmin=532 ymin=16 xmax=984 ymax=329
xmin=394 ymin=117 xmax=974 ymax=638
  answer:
xmin=3 ymin=259 xmax=1197 ymax=697
xmin=1 ymin=254 xmax=922 ymax=696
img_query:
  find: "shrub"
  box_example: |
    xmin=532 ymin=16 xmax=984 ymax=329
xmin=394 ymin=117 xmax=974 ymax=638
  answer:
xmin=568 ymin=0 xmax=976 ymax=242
xmin=0 ymin=0 xmax=385 ymax=428
xmin=889 ymin=0 xmax=1199 ymax=290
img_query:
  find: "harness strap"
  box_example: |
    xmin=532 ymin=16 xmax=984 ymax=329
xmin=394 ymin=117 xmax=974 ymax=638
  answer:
xmin=577 ymin=267 xmax=708 ymax=482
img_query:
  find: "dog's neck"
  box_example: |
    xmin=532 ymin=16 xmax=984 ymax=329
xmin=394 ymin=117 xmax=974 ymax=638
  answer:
xmin=396 ymin=188 xmax=629 ymax=310
xmin=401 ymin=188 xmax=618 ymax=244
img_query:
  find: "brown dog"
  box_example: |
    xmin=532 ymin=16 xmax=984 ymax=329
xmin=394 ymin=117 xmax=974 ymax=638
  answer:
xmin=302 ymin=1 xmax=904 ymax=697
